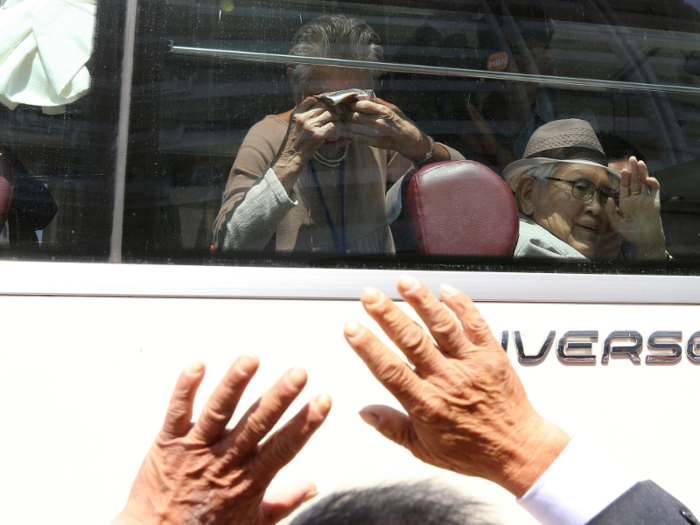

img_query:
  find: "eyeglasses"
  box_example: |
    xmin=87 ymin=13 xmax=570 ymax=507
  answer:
xmin=545 ymin=177 xmax=619 ymax=206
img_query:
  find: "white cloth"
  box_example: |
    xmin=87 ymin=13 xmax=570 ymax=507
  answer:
xmin=517 ymin=435 xmax=637 ymax=525
xmin=514 ymin=214 xmax=588 ymax=259
xmin=0 ymin=0 xmax=97 ymax=114
xmin=222 ymin=166 xmax=298 ymax=251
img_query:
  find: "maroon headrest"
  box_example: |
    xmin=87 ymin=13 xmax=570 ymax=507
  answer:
xmin=406 ymin=160 xmax=519 ymax=256
xmin=0 ymin=176 xmax=11 ymax=233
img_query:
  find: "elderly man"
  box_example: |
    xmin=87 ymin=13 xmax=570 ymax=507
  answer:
xmin=503 ymin=119 xmax=668 ymax=260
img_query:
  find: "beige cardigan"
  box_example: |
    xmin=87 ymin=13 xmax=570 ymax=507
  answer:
xmin=213 ymin=115 xmax=461 ymax=254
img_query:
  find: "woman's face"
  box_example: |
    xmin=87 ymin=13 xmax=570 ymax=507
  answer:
xmin=530 ymin=163 xmax=616 ymax=258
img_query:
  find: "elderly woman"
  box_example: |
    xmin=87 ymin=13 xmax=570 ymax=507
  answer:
xmin=213 ymin=15 xmax=462 ymax=254
xmin=503 ymin=119 xmax=668 ymax=260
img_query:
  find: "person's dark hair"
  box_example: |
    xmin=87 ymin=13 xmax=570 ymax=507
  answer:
xmin=288 ymin=15 xmax=383 ymax=102
xmin=597 ymin=133 xmax=645 ymax=162
xmin=288 ymin=480 xmax=497 ymax=525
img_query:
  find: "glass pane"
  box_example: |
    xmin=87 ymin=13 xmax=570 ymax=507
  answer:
xmin=0 ymin=1 xmax=124 ymax=261
xmin=124 ymin=0 xmax=700 ymax=272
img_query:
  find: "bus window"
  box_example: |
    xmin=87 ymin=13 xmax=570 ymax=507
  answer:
xmin=2 ymin=0 xmax=700 ymax=274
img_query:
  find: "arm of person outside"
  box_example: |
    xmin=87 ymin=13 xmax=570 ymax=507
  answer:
xmin=343 ymin=275 xmax=696 ymax=524
xmin=517 ymin=434 xmax=637 ymax=524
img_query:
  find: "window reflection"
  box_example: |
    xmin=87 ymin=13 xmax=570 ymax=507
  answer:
xmin=1 ymin=0 xmax=699 ymax=268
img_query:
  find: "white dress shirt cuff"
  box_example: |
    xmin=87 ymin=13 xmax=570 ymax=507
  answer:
xmin=516 ymin=434 xmax=636 ymax=525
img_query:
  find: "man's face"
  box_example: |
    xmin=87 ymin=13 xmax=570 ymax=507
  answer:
xmin=530 ymin=163 xmax=615 ymax=258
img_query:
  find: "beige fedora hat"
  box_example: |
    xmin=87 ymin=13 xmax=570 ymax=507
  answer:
xmin=503 ymin=119 xmax=621 ymax=191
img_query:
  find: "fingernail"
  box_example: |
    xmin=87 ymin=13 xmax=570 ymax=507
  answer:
xmin=186 ymin=360 xmax=204 ymax=375
xmin=440 ymin=283 xmax=458 ymax=296
xmin=303 ymin=490 xmax=319 ymax=502
xmin=314 ymin=393 xmax=332 ymax=413
xmin=397 ymin=274 xmax=419 ymax=293
xmin=361 ymin=286 xmax=383 ymax=305
xmin=236 ymin=354 xmax=258 ymax=376
xmin=344 ymin=320 xmax=364 ymax=338
xmin=287 ymin=367 xmax=307 ymax=388
xmin=359 ymin=410 xmax=379 ymax=427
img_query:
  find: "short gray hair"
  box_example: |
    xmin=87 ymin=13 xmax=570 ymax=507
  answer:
xmin=288 ymin=15 xmax=383 ymax=102
xmin=514 ymin=162 xmax=560 ymax=213
xmin=520 ymin=162 xmax=560 ymax=184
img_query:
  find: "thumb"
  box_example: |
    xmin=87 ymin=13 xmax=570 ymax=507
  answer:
xmin=359 ymin=405 xmax=418 ymax=451
xmin=260 ymin=480 xmax=318 ymax=525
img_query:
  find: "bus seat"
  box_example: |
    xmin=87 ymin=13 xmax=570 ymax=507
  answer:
xmin=404 ymin=160 xmax=519 ymax=256
xmin=0 ymin=172 xmax=12 ymax=233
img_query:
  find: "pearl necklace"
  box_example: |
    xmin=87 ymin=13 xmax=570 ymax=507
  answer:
xmin=312 ymin=147 xmax=348 ymax=168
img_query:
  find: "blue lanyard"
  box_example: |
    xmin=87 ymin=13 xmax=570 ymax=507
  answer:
xmin=308 ymin=159 xmax=346 ymax=253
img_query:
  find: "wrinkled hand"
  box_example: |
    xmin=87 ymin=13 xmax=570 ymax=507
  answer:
xmin=605 ymin=156 xmax=666 ymax=260
xmin=111 ymin=356 xmax=331 ymax=525
xmin=595 ymin=229 xmax=623 ymax=260
xmin=343 ymin=98 xmax=431 ymax=162
xmin=271 ymin=97 xmax=343 ymax=192
xmin=343 ymin=275 xmax=570 ymax=497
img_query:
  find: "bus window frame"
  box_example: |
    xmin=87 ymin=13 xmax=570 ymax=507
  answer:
xmin=5 ymin=0 xmax=700 ymax=304
xmin=2 ymin=261 xmax=700 ymax=304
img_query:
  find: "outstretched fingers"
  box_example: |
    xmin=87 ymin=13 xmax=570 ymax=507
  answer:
xmin=360 ymin=286 xmax=445 ymax=374
xmin=396 ymin=275 xmax=469 ymax=358
xmin=628 ymin=156 xmax=641 ymax=195
xmin=160 ymin=361 xmax=207 ymax=441
xmin=255 ymin=394 xmax=332 ymax=485
xmin=344 ymin=320 xmax=423 ymax=410
xmin=439 ymin=284 xmax=496 ymax=348
xmin=619 ymin=168 xmax=631 ymax=199
xmin=223 ymin=367 xmax=309 ymax=455
xmin=189 ymin=355 xmax=259 ymax=445
xmin=605 ymin=196 xmax=621 ymax=228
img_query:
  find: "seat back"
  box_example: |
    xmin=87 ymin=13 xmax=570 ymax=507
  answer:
xmin=405 ymin=160 xmax=519 ymax=256
xmin=0 ymin=164 xmax=12 ymax=232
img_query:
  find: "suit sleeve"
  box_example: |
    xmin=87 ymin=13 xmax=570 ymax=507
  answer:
xmin=587 ymin=481 xmax=697 ymax=525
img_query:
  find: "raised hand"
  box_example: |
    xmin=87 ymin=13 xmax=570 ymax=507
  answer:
xmin=343 ymin=275 xmax=570 ymax=497
xmin=605 ymin=156 xmax=666 ymax=259
xmin=271 ymin=97 xmax=343 ymax=192
xmin=111 ymin=356 xmax=331 ymax=525
xmin=343 ymin=98 xmax=435 ymax=163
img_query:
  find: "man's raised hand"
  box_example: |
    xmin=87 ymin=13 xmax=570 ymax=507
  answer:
xmin=111 ymin=356 xmax=331 ymax=525
xmin=344 ymin=275 xmax=570 ymax=497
